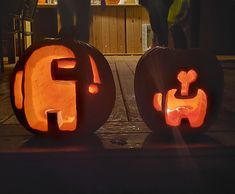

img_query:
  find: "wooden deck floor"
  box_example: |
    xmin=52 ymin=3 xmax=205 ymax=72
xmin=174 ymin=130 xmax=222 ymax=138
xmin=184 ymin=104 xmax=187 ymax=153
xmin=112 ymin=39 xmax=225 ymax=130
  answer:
xmin=0 ymin=56 xmax=235 ymax=194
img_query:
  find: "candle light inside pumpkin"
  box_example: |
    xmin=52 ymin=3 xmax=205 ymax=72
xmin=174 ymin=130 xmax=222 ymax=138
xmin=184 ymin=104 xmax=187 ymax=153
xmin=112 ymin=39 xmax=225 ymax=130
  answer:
xmin=11 ymin=39 xmax=116 ymax=136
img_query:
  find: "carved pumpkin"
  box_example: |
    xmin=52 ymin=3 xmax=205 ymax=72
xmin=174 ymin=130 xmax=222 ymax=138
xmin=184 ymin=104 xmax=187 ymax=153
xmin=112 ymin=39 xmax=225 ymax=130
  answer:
xmin=134 ymin=47 xmax=224 ymax=135
xmin=106 ymin=0 xmax=120 ymax=4
xmin=10 ymin=39 xmax=116 ymax=136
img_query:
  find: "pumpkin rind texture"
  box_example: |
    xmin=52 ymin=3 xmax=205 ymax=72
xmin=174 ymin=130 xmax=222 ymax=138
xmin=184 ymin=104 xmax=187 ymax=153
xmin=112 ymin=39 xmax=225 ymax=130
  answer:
xmin=134 ymin=47 xmax=224 ymax=135
xmin=10 ymin=39 xmax=116 ymax=136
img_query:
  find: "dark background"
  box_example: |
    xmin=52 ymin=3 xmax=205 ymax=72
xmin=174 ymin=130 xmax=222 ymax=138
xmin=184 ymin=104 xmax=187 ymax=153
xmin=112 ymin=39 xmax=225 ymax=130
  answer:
xmin=193 ymin=0 xmax=235 ymax=54
xmin=1 ymin=0 xmax=235 ymax=56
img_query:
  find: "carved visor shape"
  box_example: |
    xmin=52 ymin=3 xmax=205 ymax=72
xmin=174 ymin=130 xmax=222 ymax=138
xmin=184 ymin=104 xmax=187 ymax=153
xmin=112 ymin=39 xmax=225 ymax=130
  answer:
xmin=153 ymin=69 xmax=208 ymax=128
xmin=165 ymin=89 xmax=207 ymax=127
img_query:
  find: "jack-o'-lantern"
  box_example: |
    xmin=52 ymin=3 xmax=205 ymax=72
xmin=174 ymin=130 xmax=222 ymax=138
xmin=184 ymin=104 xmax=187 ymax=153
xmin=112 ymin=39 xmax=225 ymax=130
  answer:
xmin=10 ymin=39 xmax=116 ymax=136
xmin=106 ymin=0 xmax=120 ymax=4
xmin=134 ymin=47 xmax=224 ymax=135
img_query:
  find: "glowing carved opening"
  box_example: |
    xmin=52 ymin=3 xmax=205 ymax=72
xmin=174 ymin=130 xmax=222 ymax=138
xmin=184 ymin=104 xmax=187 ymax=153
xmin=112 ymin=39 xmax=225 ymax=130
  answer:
xmin=153 ymin=69 xmax=207 ymax=128
xmin=23 ymin=45 xmax=77 ymax=132
xmin=177 ymin=69 xmax=197 ymax=96
xmin=165 ymin=89 xmax=207 ymax=128
xmin=153 ymin=93 xmax=162 ymax=111
xmin=89 ymin=84 xmax=99 ymax=94
xmin=14 ymin=71 xmax=24 ymax=109
xmin=89 ymin=55 xmax=101 ymax=84
xmin=57 ymin=59 xmax=76 ymax=69
xmin=88 ymin=55 xmax=101 ymax=95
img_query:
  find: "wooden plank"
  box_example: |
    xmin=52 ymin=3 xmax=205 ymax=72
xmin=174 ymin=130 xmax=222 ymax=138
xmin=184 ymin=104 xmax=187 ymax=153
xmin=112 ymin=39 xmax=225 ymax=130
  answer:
xmin=126 ymin=7 xmax=149 ymax=53
xmin=0 ymin=135 xmax=31 ymax=151
xmin=105 ymin=56 xmax=116 ymax=64
xmin=126 ymin=58 xmax=140 ymax=74
xmin=0 ymin=122 xmax=150 ymax=138
xmin=208 ymin=116 xmax=235 ymax=132
xmin=1 ymin=122 xmax=235 ymax=150
xmin=0 ymin=65 xmax=12 ymax=95
xmin=107 ymin=63 xmax=128 ymax=122
xmin=99 ymin=131 xmax=235 ymax=150
xmin=223 ymin=69 xmax=235 ymax=113
xmin=98 ymin=131 xmax=235 ymax=150
xmin=97 ymin=132 xmax=149 ymax=149
xmin=90 ymin=7 xmax=125 ymax=54
xmin=0 ymin=82 xmax=10 ymax=96
xmin=90 ymin=7 xmax=103 ymax=51
xmin=115 ymin=61 xmax=142 ymax=121
xmin=206 ymin=132 xmax=235 ymax=147
xmin=126 ymin=7 xmax=140 ymax=53
xmin=2 ymin=114 xmax=19 ymax=125
xmin=98 ymin=121 xmax=150 ymax=134
xmin=0 ymin=96 xmax=13 ymax=123
xmin=116 ymin=8 xmax=126 ymax=53
xmin=217 ymin=55 xmax=235 ymax=61
xmin=0 ymin=93 xmax=8 ymax=102
xmin=222 ymin=62 xmax=235 ymax=70
xmin=125 ymin=0 xmax=136 ymax=3
xmin=208 ymin=68 xmax=235 ymax=132
xmin=1 ymin=123 xmax=235 ymax=150
xmin=141 ymin=7 xmax=150 ymax=23
xmin=133 ymin=7 xmax=144 ymax=53
xmin=213 ymin=109 xmax=235 ymax=132
xmin=108 ymin=8 xmax=118 ymax=53
xmin=101 ymin=9 xmax=110 ymax=53
xmin=0 ymin=124 xmax=30 ymax=137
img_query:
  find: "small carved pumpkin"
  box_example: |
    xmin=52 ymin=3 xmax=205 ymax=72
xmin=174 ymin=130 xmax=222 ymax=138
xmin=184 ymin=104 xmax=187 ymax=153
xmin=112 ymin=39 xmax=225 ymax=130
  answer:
xmin=10 ymin=39 xmax=116 ymax=136
xmin=134 ymin=47 xmax=224 ymax=135
xmin=106 ymin=0 xmax=120 ymax=4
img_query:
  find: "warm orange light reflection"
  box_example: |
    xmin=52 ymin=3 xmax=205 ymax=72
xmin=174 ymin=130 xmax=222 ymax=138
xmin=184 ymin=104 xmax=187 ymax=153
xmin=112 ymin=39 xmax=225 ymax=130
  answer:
xmin=20 ymin=45 xmax=77 ymax=132
xmin=14 ymin=71 xmax=23 ymax=109
xmin=153 ymin=69 xmax=207 ymax=128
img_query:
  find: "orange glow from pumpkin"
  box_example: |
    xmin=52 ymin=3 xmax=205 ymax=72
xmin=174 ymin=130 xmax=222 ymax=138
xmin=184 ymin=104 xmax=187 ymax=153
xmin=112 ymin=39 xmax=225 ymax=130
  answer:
xmin=14 ymin=45 xmax=77 ymax=132
xmin=165 ymin=89 xmax=207 ymax=127
xmin=153 ymin=69 xmax=207 ymax=128
xmin=57 ymin=59 xmax=76 ymax=69
xmin=14 ymin=71 xmax=24 ymax=109
xmin=177 ymin=69 xmax=197 ymax=96
xmin=106 ymin=0 xmax=120 ymax=4
xmin=153 ymin=93 xmax=162 ymax=111
xmin=89 ymin=55 xmax=101 ymax=84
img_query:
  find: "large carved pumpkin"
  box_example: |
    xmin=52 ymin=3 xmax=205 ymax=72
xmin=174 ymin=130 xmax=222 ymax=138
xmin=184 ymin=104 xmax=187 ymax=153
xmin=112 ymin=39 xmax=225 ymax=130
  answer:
xmin=10 ymin=39 xmax=116 ymax=136
xmin=134 ymin=47 xmax=224 ymax=135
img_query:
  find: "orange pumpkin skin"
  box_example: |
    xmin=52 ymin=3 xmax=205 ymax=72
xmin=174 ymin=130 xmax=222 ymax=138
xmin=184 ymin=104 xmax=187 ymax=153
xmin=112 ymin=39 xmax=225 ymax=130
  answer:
xmin=10 ymin=39 xmax=116 ymax=136
xmin=134 ymin=47 xmax=224 ymax=136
